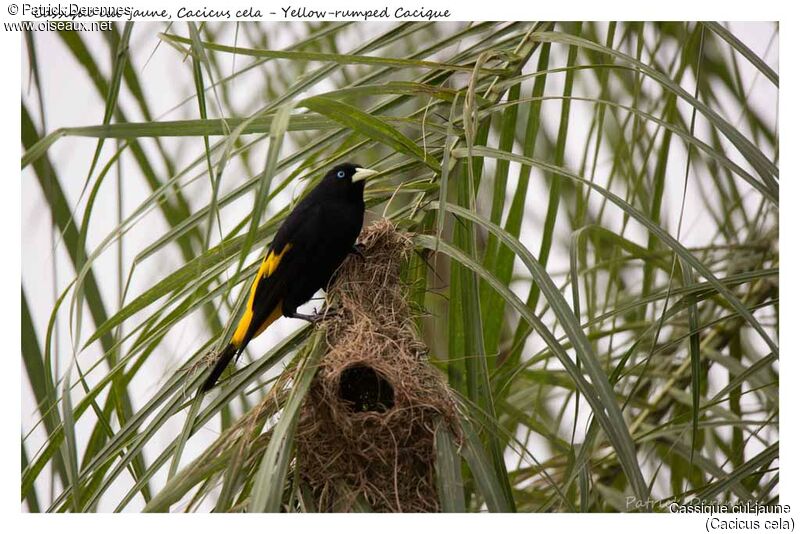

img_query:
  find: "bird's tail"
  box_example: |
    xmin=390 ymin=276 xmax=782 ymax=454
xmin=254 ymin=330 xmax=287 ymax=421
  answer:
xmin=200 ymin=343 xmax=238 ymax=392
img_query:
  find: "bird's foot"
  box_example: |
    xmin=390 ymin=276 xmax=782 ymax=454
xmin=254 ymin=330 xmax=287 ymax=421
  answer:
xmin=290 ymin=306 xmax=342 ymax=324
xmin=290 ymin=311 xmax=324 ymax=324
xmin=289 ymin=307 xmax=327 ymax=324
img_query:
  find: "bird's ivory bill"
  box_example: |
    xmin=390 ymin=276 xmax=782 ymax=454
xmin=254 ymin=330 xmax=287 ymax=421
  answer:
xmin=353 ymin=168 xmax=379 ymax=182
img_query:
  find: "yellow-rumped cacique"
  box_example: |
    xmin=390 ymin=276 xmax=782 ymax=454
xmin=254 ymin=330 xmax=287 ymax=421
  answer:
xmin=201 ymin=163 xmax=378 ymax=392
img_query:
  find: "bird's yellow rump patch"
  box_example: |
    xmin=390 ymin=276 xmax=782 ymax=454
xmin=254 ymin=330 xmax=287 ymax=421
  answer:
xmin=231 ymin=243 xmax=292 ymax=347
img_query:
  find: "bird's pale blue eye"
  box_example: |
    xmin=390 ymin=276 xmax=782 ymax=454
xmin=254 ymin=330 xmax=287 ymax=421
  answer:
xmin=337 ymin=170 xmax=346 ymax=178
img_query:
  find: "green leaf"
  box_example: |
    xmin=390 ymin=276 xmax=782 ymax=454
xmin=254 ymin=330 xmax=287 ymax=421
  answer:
xmin=458 ymin=416 xmax=513 ymax=512
xmin=434 ymin=421 xmax=465 ymax=512
xmin=417 ymin=222 xmax=650 ymax=504
xmin=301 ymin=95 xmax=441 ymax=172
xmin=451 ymin=146 xmax=778 ymax=357
xmin=160 ymin=31 xmax=501 ymax=74
xmin=248 ymin=331 xmax=324 ymax=512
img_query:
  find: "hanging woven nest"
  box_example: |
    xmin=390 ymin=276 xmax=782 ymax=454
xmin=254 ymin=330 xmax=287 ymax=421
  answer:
xmin=295 ymin=219 xmax=459 ymax=512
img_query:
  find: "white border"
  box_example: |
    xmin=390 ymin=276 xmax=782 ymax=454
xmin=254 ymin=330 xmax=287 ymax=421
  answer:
xmin=4 ymin=1 xmax=791 ymax=531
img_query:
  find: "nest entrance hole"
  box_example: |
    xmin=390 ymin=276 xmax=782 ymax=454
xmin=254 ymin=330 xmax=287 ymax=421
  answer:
xmin=338 ymin=365 xmax=395 ymax=413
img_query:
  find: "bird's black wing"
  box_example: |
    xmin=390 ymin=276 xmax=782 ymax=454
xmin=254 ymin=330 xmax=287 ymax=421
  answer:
xmin=235 ymin=201 xmax=322 ymax=349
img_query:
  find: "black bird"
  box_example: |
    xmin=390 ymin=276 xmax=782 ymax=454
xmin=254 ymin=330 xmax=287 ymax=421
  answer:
xmin=201 ymin=163 xmax=378 ymax=392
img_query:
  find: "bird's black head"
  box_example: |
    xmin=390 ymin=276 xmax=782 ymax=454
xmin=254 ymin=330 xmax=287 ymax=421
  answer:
xmin=319 ymin=162 xmax=378 ymax=200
